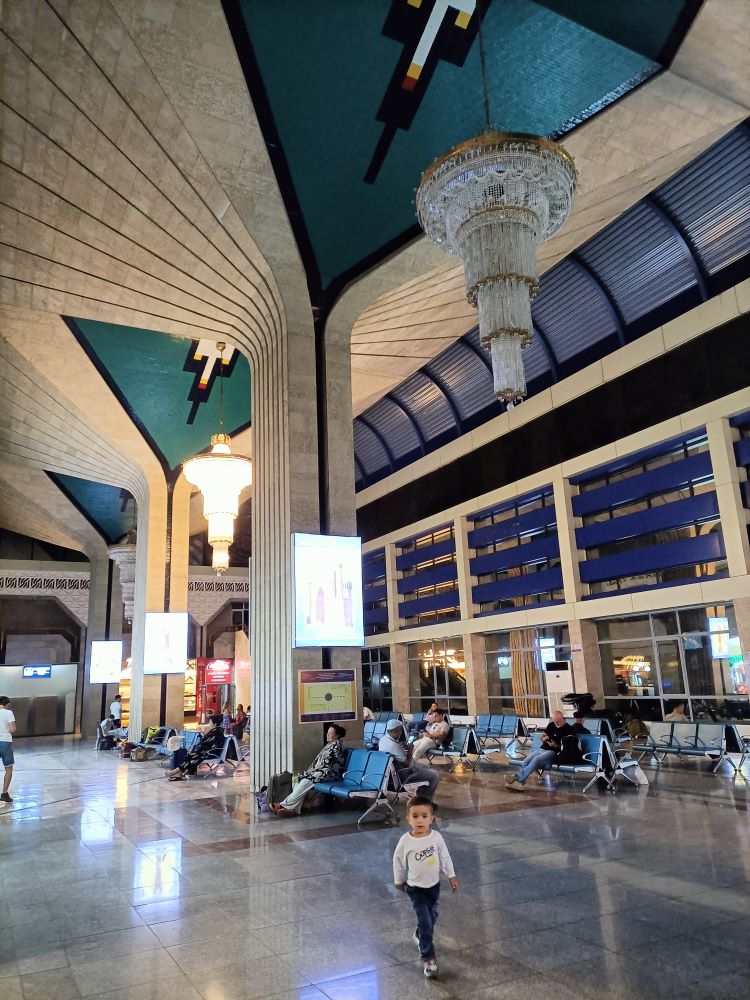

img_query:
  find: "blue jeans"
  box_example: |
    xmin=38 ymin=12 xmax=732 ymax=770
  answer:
xmin=518 ymin=748 xmax=556 ymax=784
xmin=407 ymin=882 xmax=440 ymax=960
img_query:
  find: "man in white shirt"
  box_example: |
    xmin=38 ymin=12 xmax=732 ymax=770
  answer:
xmin=0 ymin=695 xmax=16 ymax=803
xmin=379 ymin=718 xmax=439 ymax=798
xmin=110 ymin=694 xmax=122 ymax=724
xmin=411 ymin=710 xmax=451 ymax=761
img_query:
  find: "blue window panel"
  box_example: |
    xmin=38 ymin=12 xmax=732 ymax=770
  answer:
xmin=735 ymin=437 xmax=750 ymax=467
xmin=576 ymin=492 xmax=720 ymax=549
xmin=532 ymin=259 xmax=616 ymax=363
xmin=572 ymin=453 xmax=713 ymax=517
xmin=468 ymin=504 xmax=557 ymax=548
xmin=582 ymin=572 xmax=730 ymax=600
xmin=399 ymin=590 xmax=460 ymax=618
xmin=362 ymin=563 xmax=385 ymax=585
xmin=363 ymin=583 xmax=387 ymax=603
xmin=730 ymin=409 xmax=750 ymax=430
xmin=364 ymin=606 xmax=389 ymax=626
xmin=364 ymin=397 xmax=421 ymax=461
xmin=398 ymin=562 xmax=457 ymax=595
xmin=657 ymin=126 xmax=750 ymax=276
xmin=472 ymin=567 xmax=564 ymax=604
xmin=570 ymin=430 xmax=706 ymax=485
xmin=742 ymin=481 xmax=750 ymax=508
xmin=580 ymin=532 xmax=725 ymax=584
xmin=578 ymin=201 xmax=697 ymax=325
xmin=470 ymin=535 xmax=560 ymax=576
xmin=395 ymin=537 xmax=455 ymax=570
xmin=427 ymin=340 xmax=494 ymax=421
xmin=391 ymin=371 xmax=457 ymax=442
xmin=353 ymin=420 xmax=390 ymax=477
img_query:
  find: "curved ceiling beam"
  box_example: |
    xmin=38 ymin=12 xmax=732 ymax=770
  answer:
xmin=354 ymin=453 xmax=367 ymax=484
xmin=459 ymin=330 xmax=493 ymax=372
xmin=530 ymin=321 xmax=560 ymax=382
xmin=356 ymin=414 xmax=396 ymax=473
xmin=569 ymin=253 xmax=627 ymax=347
xmin=384 ymin=392 xmax=427 ymax=454
xmin=645 ymin=193 xmax=710 ymax=301
xmin=422 ymin=365 xmax=463 ymax=433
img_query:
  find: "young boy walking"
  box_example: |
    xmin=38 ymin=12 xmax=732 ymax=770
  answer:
xmin=393 ymin=795 xmax=458 ymax=979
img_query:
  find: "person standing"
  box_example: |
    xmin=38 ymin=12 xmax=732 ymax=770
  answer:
xmin=0 ymin=695 xmax=16 ymax=803
xmin=393 ymin=795 xmax=458 ymax=979
xmin=110 ymin=694 xmax=122 ymax=726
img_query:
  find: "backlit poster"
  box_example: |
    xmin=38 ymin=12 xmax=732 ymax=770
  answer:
xmin=90 ymin=640 xmax=123 ymax=684
xmin=299 ymin=669 xmax=357 ymax=723
xmin=143 ymin=612 xmax=189 ymax=674
xmin=292 ymin=534 xmax=364 ymax=647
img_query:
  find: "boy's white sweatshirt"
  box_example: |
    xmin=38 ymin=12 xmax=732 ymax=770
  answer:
xmin=393 ymin=830 xmax=455 ymax=888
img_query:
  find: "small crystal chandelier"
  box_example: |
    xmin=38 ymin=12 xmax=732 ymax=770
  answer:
xmin=415 ymin=20 xmax=576 ymax=403
xmin=182 ymin=342 xmax=252 ymax=574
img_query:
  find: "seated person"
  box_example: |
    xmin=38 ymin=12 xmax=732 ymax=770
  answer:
xmin=505 ymin=710 xmax=575 ymax=791
xmin=233 ymin=705 xmax=248 ymax=738
xmin=164 ymin=735 xmax=188 ymax=778
xmin=411 ymin=709 xmax=451 ymax=761
xmin=170 ymin=715 xmax=225 ymax=778
xmin=362 ymin=705 xmax=376 ymax=722
xmin=271 ymin=725 xmax=346 ymax=816
xmin=664 ymin=701 xmax=689 ymax=722
xmin=379 ymin=718 xmax=439 ymax=798
xmin=571 ymin=713 xmax=591 ymax=734
xmin=98 ymin=715 xmax=117 ymax=749
xmin=407 ymin=702 xmax=441 ymax=736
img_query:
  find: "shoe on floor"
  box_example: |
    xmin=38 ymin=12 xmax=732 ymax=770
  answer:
xmin=0 ymin=792 xmax=12 ymax=803
xmin=505 ymin=776 xmax=525 ymax=791
xmin=423 ymin=959 xmax=439 ymax=978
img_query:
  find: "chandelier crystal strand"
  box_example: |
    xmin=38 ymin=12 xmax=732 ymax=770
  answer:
xmin=416 ymin=133 xmax=576 ymax=403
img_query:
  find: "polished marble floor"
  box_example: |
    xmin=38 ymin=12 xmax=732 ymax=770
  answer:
xmin=1 ymin=737 xmax=749 ymax=1000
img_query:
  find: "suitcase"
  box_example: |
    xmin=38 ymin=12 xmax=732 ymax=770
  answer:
xmin=266 ymin=770 xmax=293 ymax=805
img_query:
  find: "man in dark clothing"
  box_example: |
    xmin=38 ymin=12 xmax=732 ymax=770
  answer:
xmin=571 ymin=714 xmax=591 ymax=734
xmin=505 ymin=710 xmax=575 ymax=790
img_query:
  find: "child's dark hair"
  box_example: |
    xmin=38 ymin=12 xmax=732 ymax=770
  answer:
xmin=407 ymin=794 xmax=436 ymax=813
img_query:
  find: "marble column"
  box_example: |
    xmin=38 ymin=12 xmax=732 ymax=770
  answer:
xmin=568 ymin=619 xmax=605 ymax=706
xmin=463 ymin=631 xmax=489 ymax=716
xmin=390 ymin=641 xmax=410 ymax=715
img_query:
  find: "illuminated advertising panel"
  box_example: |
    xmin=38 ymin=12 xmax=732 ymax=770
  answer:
xmin=89 ymin=640 xmax=123 ymax=684
xmin=143 ymin=613 xmax=189 ymax=675
xmin=292 ymin=534 xmax=364 ymax=648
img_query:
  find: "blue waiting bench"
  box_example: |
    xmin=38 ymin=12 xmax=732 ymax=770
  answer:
xmin=314 ymin=748 xmax=397 ymax=824
xmin=364 ymin=720 xmax=389 ymax=748
xmin=635 ymin=721 xmax=744 ymax=773
xmin=506 ymin=732 xmax=638 ymax=793
xmin=425 ymin=726 xmax=482 ymax=771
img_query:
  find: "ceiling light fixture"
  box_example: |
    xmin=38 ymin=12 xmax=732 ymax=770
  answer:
xmin=415 ymin=12 xmax=577 ymax=404
xmin=182 ymin=342 xmax=252 ymax=574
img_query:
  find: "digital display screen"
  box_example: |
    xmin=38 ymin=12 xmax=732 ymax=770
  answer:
xmin=143 ymin=613 xmax=189 ymax=675
xmin=90 ymin=640 xmax=123 ymax=684
xmin=292 ymin=534 xmax=364 ymax=648
xmin=708 ymin=616 xmax=729 ymax=658
xmin=23 ymin=665 xmax=52 ymax=678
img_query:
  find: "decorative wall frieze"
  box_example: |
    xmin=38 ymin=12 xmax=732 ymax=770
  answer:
xmin=0 ymin=570 xmax=90 ymax=625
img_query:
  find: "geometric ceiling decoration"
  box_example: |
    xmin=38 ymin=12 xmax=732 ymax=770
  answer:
xmin=50 ymin=475 xmax=134 ymax=546
xmin=226 ymin=0 xmax=701 ymax=298
xmin=65 ymin=318 xmax=251 ymax=473
xmin=354 ymin=119 xmax=750 ymax=489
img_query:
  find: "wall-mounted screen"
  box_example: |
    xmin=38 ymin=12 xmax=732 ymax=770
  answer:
xmin=22 ymin=665 xmax=52 ymax=679
xmin=293 ymin=533 xmax=364 ymax=648
xmin=143 ymin=613 xmax=189 ymax=675
xmin=90 ymin=640 xmax=123 ymax=684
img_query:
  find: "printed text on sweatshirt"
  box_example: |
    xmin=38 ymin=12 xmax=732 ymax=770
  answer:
xmin=393 ymin=831 xmax=456 ymax=888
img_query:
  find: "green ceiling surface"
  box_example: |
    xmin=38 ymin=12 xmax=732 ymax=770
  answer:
xmin=52 ymin=475 xmax=133 ymax=545
xmin=69 ymin=318 xmax=251 ymax=471
xmin=234 ymin=0 xmax=695 ymax=291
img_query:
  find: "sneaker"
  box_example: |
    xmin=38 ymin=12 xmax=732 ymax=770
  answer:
xmin=0 ymin=792 xmax=12 ymax=803
xmin=505 ymin=776 xmax=524 ymax=792
xmin=423 ymin=959 xmax=439 ymax=978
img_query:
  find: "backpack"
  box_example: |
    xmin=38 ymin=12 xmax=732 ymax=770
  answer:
xmin=556 ymin=734 xmax=584 ymax=766
xmin=266 ymin=770 xmax=293 ymax=805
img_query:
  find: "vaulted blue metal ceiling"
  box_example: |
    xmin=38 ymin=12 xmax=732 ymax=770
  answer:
xmin=354 ymin=120 xmax=750 ymax=490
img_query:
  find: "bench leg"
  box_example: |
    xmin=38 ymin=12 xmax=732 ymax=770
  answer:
xmin=711 ymin=751 xmax=728 ymax=774
xmin=357 ymin=793 xmax=397 ymax=826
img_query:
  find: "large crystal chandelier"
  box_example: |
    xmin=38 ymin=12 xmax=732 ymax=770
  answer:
xmin=416 ymin=132 xmax=576 ymax=403
xmin=182 ymin=343 xmax=252 ymax=573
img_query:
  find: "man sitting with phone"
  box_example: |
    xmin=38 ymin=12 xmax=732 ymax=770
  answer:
xmin=411 ymin=709 xmax=451 ymax=761
xmin=505 ymin=710 xmax=575 ymax=791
